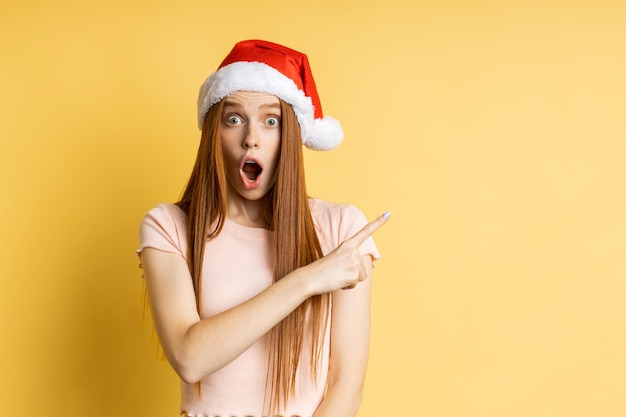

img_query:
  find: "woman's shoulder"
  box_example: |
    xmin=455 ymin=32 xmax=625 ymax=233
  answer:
xmin=308 ymin=198 xmax=375 ymax=253
xmin=308 ymin=197 xmax=365 ymax=219
xmin=144 ymin=202 xmax=187 ymax=222
xmin=308 ymin=197 xmax=369 ymax=237
xmin=137 ymin=203 xmax=189 ymax=256
xmin=140 ymin=202 xmax=188 ymax=234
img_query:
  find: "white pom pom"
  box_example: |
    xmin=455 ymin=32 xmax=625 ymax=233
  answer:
xmin=304 ymin=116 xmax=344 ymax=151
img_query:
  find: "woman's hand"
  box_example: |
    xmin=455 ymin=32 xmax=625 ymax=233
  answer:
xmin=300 ymin=212 xmax=390 ymax=294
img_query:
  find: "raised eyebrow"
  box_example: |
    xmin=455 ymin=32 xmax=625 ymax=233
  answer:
xmin=222 ymin=99 xmax=240 ymax=109
xmin=222 ymin=101 xmax=281 ymax=113
xmin=260 ymin=102 xmax=281 ymax=110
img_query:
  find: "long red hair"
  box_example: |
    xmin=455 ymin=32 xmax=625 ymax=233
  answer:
xmin=176 ymin=98 xmax=330 ymax=415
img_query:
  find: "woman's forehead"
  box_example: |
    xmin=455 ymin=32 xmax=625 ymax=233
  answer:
xmin=224 ymin=91 xmax=280 ymax=105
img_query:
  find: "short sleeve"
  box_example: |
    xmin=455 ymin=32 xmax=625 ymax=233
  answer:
xmin=136 ymin=203 xmax=188 ymax=260
xmin=311 ymin=199 xmax=381 ymax=262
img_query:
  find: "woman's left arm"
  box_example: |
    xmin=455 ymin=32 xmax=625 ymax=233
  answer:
xmin=313 ymin=254 xmax=374 ymax=417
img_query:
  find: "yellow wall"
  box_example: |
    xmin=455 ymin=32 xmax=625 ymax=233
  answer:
xmin=1 ymin=1 xmax=625 ymax=416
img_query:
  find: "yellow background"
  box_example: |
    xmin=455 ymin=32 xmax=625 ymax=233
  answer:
xmin=1 ymin=1 xmax=625 ymax=416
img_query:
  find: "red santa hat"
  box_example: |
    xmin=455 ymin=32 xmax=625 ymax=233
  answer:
xmin=197 ymin=40 xmax=343 ymax=151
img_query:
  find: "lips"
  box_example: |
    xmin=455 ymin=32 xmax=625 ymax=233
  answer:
xmin=239 ymin=157 xmax=263 ymax=189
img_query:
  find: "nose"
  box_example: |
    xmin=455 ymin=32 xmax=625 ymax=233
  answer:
xmin=242 ymin=125 xmax=259 ymax=149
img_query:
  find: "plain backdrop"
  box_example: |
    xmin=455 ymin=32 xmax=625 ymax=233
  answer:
xmin=1 ymin=1 xmax=625 ymax=416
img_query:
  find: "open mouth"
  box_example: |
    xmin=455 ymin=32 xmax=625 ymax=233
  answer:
xmin=242 ymin=160 xmax=262 ymax=181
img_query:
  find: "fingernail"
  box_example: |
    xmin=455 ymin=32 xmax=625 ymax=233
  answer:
xmin=382 ymin=211 xmax=391 ymax=219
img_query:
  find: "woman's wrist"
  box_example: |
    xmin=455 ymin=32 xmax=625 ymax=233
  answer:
xmin=282 ymin=265 xmax=319 ymax=300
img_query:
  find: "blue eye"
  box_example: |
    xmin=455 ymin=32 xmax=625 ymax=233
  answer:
xmin=226 ymin=115 xmax=242 ymax=125
xmin=265 ymin=116 xmax=280 ymax=127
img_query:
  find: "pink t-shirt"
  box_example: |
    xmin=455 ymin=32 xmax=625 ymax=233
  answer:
xmin=137 ymin=198 xmax=380 ymax=417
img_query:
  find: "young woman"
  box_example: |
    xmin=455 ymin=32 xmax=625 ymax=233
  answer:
xmin=137 ymin=40 xmax=390 ymax=417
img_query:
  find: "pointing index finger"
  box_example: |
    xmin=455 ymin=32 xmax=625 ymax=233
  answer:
xmin=348 ymin=211 xmax=391 ymax=247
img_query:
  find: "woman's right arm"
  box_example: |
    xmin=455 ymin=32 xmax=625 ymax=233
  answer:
xmin=141 ymin=212 xmax=388 ymax=384
xmin=141 ymin=247 xmax=313 ymax=384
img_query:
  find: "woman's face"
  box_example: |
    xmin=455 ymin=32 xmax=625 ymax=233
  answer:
xmin=220 ymin=91 xmax=282 ymax=204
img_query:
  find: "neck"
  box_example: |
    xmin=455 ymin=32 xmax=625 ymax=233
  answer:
xmin=226 ymin=192 xmax=271 ymax=228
